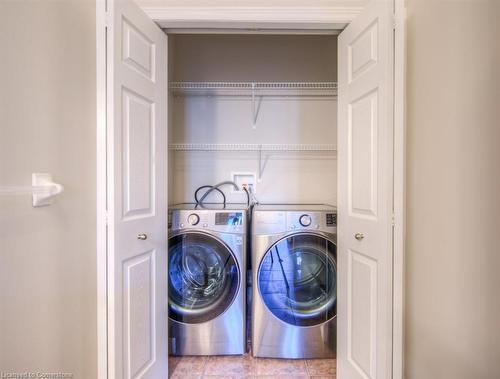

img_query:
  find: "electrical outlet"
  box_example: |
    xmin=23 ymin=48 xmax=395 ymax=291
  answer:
xmin=232 ymin=172 xmax=256 ymax=193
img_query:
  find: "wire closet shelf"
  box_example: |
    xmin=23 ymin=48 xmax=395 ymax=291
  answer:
xmin=169 ymin=82 xmax=337 ymax=155
xmin=169 ymin=81 xmax=338 ymax=97
xmin=168 ymin=143 xmax=337 ymax=152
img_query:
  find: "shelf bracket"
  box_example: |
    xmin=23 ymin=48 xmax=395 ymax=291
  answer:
xmin=258 ymin=145 xmax=262 ymax=182
xmin=257 ymin=146 xmax=270 ymax=183
xmin=251 ymin=83 xmax=264 ymax=128
xmin=251 ymin=83 xmax=257 ymax=128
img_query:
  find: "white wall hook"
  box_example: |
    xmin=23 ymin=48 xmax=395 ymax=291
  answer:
xmin=32 ymin=173 xmax=64 ymax=207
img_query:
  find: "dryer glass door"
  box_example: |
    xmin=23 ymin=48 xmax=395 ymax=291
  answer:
xmin=258 ymin=234 xmax=337 ymax=327
xmin=168 ymin=232 xmax=240 ymax=324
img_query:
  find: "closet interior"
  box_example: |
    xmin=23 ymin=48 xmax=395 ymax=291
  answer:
xmin=168 ymin=34 xmax=338 ymax=206
xmin=167 ymin=33 xmax=339 ymax=379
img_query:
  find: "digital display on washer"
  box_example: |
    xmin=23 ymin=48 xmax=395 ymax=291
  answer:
xmin=326 ymin=213 xmax=337 ymax=226
xmin=215 ymin=212 xmax=243 ymax=226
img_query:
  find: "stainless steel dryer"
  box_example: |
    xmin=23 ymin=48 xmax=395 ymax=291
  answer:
xmin=252 ymin=204 xmax=337 ymax=359
xmin=168 ymin=203 xmax=248 ymax=356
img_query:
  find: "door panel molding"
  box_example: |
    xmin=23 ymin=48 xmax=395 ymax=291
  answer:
xmin=121 ymin=87 xmax=156 ymax=221
xmin=348 ymin=19 xmax=378 ymax=84
xmin=348 ymin=87 xmax=379 ymax=220
xmin=347 ymin=248 xmax=377 ymax=379
xmin=122 ymin=16 xmax=156 ymax=82
xmin=123 ymin=250 xmax=156 ymax=378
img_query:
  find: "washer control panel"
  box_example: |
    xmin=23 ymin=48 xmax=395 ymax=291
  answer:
xmin=287 ymin=212 xmax=326 ymax=231
xmin=253 ymin=209 xmax=337 ymax=235
xmin=170 ymin=209 xmax=246 ymax=234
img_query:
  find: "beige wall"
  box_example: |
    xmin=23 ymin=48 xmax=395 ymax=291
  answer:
xmin=405 ymin=1 xmax=500 ymax=378
xmin=0 ymin=1 xmax=96 ymax=378
xmin=171 ymin=34 xmax=337 ymax=82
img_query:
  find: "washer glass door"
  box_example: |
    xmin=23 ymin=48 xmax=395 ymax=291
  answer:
xmin=258 ymin=233 xmax=336 ymax=327
xmin=168 ymin=232 xmax=240 ymax=324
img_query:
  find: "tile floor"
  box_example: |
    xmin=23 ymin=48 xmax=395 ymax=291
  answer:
xmin=168 ymin=354 xmax=336 ymax=379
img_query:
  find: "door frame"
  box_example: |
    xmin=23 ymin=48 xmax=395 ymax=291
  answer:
xmin=96 ymin=1 xmax=406 ymax=378
xmin=96 ymin=1 xmax=107 ymax=378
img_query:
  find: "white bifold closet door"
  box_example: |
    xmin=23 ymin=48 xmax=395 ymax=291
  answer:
xmin=337 ymin=1 xmax=394 ymax=379
xmin=106 ymin=0 xmax=168 ymax=378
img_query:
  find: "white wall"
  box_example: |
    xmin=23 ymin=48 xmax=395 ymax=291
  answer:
xmin=0 ymin=1 xmax=96 ymax=378
xmin=405 ymin=1 xmax=500 ymax=378
xmin=169 ymin=35 xmax=338 ymax=205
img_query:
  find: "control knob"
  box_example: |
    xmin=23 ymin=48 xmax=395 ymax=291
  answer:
xmin=299 ymin=214 xmax=312 ymax=227
xmin=187 ymin=213 xmax=200 ymax=226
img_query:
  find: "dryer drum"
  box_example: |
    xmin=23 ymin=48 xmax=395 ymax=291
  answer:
xmin=258 ymin=234 xmax=337 ymax=327
xmin=168 ymin=232 xmax=240 ymax=324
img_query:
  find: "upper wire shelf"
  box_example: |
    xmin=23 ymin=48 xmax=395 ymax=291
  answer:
xmin=169 ymin=143 xmax=337 ymax=152
xmin=169 ymin=81 xmax=338 ymax=97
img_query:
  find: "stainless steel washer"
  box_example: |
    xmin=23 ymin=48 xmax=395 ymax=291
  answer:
xmin=168 ymin=203 xmax=248 ymax=356
xmin=252 ymin=204 xmax=337 ymax=359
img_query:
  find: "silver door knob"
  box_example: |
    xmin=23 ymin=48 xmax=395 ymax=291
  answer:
xmin=355 ymin=233 xmax=364 ymax=241
xmin=137 ymin=233 xmax=147 ymax=240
